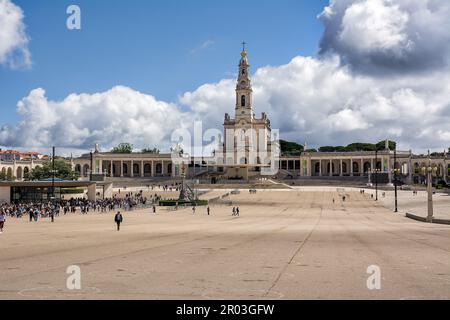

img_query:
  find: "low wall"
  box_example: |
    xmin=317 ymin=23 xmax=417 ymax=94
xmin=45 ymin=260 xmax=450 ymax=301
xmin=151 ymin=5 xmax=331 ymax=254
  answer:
xmin=406 ymin=212 xmax=450 ymax=225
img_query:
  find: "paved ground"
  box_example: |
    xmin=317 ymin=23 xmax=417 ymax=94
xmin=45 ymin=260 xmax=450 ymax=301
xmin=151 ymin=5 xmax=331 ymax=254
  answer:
xmin=0 ymin=189 xmax=449 ymax=300
xmin=374 ymin=189 xmax=450 ymax=220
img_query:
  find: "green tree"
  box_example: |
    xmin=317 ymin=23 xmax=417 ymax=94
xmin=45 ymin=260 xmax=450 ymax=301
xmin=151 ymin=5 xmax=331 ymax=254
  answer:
xmin=112 ymin=143 xmax=133 ymax=154
xmin=142 ymin=147 xmax=160 ymax=154
xmin=26 ymin=159 xmax=79 ymax=181
xmin=280 ymin=140 xmax=304 ymax=156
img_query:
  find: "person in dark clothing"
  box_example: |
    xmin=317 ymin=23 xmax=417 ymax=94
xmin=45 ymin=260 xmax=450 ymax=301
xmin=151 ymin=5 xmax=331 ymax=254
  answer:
xmin=114 ymin=212 xmax=123 ymax=231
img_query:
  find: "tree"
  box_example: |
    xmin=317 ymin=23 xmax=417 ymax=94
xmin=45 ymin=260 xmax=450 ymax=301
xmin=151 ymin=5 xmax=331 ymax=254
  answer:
xmin=26 ymin=159 xmax=79 ymax=181
xmin=142 ymin=148 xmax=160 ymax=154
xmin=112 ymin=143 xmax=133 ymax=154
xmin=1 ymin=170 xmax=15 ymax=181
xmin=280 ymin=140 xmax=304 ymax=156
xmin=318 ymin=141 xmax=397 ymax=152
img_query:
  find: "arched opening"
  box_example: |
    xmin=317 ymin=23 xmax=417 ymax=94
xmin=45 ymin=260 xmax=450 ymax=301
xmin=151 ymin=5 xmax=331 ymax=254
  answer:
xmin=352 ymin=162 xmax=359 ymax=174
xmin=75 ymin=164 xmax=81 ymax=174
xmin=133 ymin=163 xmax=140 ymax=175
xmin=16 ymin=167 xmax=23 ymax=180
xmin=144 ymin=164 xmax=152 ymax=177
xmin=123 ymin=163 xmax=128 ymax=176
xmin=241 ymin=95 xmax=246 ymax=107
xmin=376 ymin=161 xmax=382 ymax=171
xmin=156 ymin=163 xmax=162 ymax=175
xmin=83 ymin=164 xmax=90 ymax=177
xmin=7 ymin=167 xmax=13 ymax=180
xmin=167 ymin=163 xmax=172 ymax=175
xmin=364 ymin=162 xmax=371 ymax=174
xmin=414 ymin=163 xmax=420 ymax=174
xmin=315 ymin=162 xmax=320 ymax=174
xmin=24 ymin=167 xmax=29 ymax=179
xmin=342 ymin=162 xmax=347 ymax=174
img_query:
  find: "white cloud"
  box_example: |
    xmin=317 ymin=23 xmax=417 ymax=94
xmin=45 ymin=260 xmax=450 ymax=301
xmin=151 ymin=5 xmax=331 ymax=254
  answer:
xmin=190 ymin=40 xmax=215 ymax=54
xmin=319 ymin=0 xmax=450 ymax=73
xmin=0 ymin=86 xmax=190 ymax=153
xmin=178 ymin=54 xmax=450 ymax=152
xmin=0 ymin=0 xmax=31 ymax=68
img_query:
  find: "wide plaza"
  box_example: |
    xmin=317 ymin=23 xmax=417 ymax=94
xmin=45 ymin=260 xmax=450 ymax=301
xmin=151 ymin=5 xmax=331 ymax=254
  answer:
xmin=0 ymin=187 xmax=449 ymax=300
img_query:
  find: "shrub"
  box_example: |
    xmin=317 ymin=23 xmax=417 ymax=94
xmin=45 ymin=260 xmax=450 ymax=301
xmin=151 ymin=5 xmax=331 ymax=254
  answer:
xmin=61 ymin=188 xmax=85 ymax=195
xmin=159 ymin=200 xmax=208 ymax=207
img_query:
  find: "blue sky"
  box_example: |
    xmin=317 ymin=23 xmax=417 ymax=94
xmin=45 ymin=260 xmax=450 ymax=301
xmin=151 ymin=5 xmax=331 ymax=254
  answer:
xmin=0 ymin=0 xmax=328 ymax=123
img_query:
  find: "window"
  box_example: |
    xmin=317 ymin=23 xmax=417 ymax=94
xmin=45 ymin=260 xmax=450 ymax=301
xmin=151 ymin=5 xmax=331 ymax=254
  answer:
xmin=241 ymin=95 xmax=246 ymax=107
xmin=242 ymin=68 xmax=246 ymax=75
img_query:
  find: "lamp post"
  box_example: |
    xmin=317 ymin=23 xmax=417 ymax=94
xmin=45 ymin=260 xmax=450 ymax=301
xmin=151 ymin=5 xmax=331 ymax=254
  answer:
xmin=90 ymin=151 xmax=93 ymax=181
xmin=393 ymin=147 xmax=398 ymax=213
xmin=421 ymin=150 xmax=436 ymax=223
xmin=375 ymin=149 xmax=379 ymax=201
xmin=51 ymin=146 xmax=56 ymax=202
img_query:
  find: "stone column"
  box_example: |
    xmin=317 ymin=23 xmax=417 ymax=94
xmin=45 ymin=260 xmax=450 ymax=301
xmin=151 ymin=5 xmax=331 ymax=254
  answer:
xmin=120 ymin=160 xmax=124 ymax=177
xmin=340 ymin=159 xmax=343 ymax=177
xmin=408 ymin=152 xmax=413 ymax=185
xmin=110 ymin=161 xmax=113 ymax=177
xmin=319 ymin=160 xmax=322 ymax=177
xmin=350 ymin=159 xmax=354 ymax=177
xmin=361 ymin=159 xmax=364 ymax=176
xmin=329 ymin=159 xmax=332 ymax=177
xmin=387 ymin=157 xmax=392 ymax=184
xmin=130 ymin=160 xmax=134 ymax=178
xmin=161 ymin=161 xmax=165 ymax=176
xmin=151 ymin=161 xmax=155 ymax=177
xmin=141 ymin=160 xmax=144 ymax=178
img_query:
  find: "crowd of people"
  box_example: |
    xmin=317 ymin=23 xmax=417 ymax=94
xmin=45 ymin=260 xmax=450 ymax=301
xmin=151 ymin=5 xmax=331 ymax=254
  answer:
xmin=0 ymin=190 xmax=158 ymax=220
xmin=0 ymin=185 xmax=226 ymax=234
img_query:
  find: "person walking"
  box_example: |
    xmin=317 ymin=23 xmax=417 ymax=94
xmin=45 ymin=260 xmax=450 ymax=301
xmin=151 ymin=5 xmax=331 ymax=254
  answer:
xmin=236 ymin=207 xmax=240 ymax=217
xmin=0 ymin=211 xmax=5 ymax=233
xmin=192 ymin=206 xmax=196 ymax=215
xmin=207 ymin=206 xmax=210 ymax=216
xmin=114 ymin=211 xmax=123 ymax=231
xmin=49 ymin=210 xmax=55 ymax=223
xmin=232 ymin=207 xmax=236 ymax=216
xmin=152 ymin=206 xmax=156 ymax=214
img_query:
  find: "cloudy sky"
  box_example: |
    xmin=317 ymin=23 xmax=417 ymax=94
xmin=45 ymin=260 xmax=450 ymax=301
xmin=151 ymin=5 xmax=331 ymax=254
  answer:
xmin=0 ymin=0 xmax=449 ymax=156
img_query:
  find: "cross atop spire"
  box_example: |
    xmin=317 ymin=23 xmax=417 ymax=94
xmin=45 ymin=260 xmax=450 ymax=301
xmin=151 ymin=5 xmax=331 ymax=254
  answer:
xmin=242 ymin=41 xmax=247 ymax=52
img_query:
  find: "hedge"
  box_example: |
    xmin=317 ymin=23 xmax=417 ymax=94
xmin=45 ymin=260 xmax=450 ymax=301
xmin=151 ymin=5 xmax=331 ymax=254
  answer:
xmin=159 ymin=200 xmax=208 ymax=207
xmin=61 ymin=188 xmax=85 ymax=195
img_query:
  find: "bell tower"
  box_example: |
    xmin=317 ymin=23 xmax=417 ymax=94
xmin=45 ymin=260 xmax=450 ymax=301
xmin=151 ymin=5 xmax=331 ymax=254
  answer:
xmin=235 ymin=42 xmax=253 ymax=121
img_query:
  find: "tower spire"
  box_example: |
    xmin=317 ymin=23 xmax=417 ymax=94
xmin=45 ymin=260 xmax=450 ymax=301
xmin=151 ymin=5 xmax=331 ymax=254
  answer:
xmin=235 ymin=44 xmax=253 ymax=119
